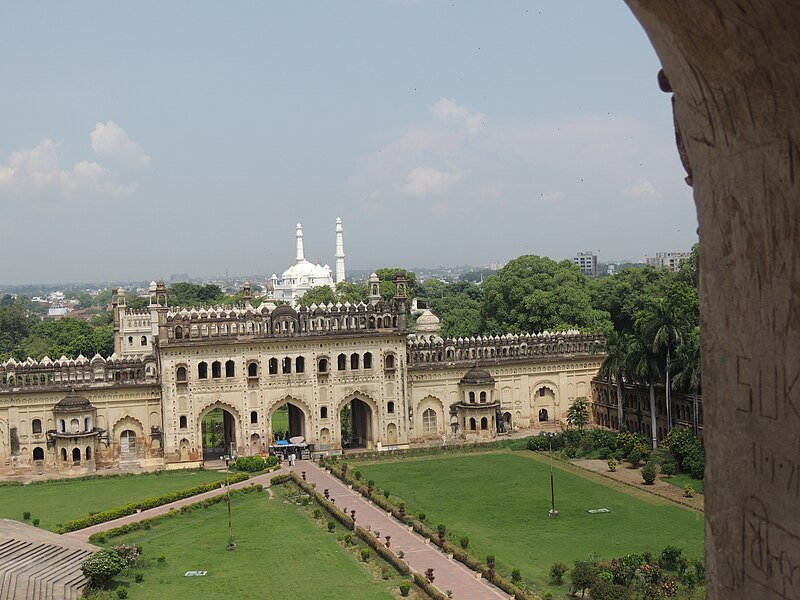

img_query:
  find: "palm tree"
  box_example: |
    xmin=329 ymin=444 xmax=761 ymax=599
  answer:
xmin=637 ymin=297 xmax=689 ymax=432
xmin=626 ymin=330 xmax=661 ymax=449
xmin=672 ymin=327 xmax=701 ymax=436
xmin=597 ymin=330 xmax=629 ymax=431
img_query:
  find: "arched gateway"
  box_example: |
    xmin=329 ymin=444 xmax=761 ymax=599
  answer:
xmin=199 ymin=404 xmax=238 ymax=461
xmin=339 ymin=393 xmax=378 ymax=449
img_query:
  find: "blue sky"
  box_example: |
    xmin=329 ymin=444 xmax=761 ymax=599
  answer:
xmin=0 ymin=1 xmax=697 ymax=284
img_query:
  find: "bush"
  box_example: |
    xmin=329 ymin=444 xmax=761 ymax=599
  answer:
xmin=360 ymin=548 xmax=370 ymax=562
xmin=112 ymin=544 xmax=140 ymax=566
xmin=343 ymin=533 xmax=353 ymax=545
xmin=116 ymin=585 xmax=128 ymax=599
xmin=570 ymin=561 xmax=595 ymax=597
xmin=81 ymin=549 xmax=127 ymax=589
xmin=32 ymin=518 xmax=40 ymax=527
xmin=460 ymin=536 xmax=469 ymax=549
xmin=664 ymin=427 xmax=705 ymax=479
xmin=511 ymin=568 xmax=521 ymax=583
xmin=233 ymin=455 xmax=267 ymax=472
xmin=641 ymin=462 xmax=657 ymax=485
xmin=418 ymin=512 xmax=426 ymax=521
xmin=588 ymin=579 xmax=627 ymax=600
xmin=627 ymin=448 xmax=643 ymax=466
xmin=383 ymin=489 xmax=390 ymax=499
xmin=354 ymin=470 xmax=362 ymax=480
xmin=22 ymin=511 xmax=31 ymax=520
xmin=157 ymin=555 xmax=166 ymax=564
xmin=598 ymin=446 xmax=612 ymax=460
xmin=327 ymin=522 xmax=336 ymax=532
xmin=134 ymin=571 xmax=144 ymax=583
xmin=684 ymin=484 xmax=695 ymax=498
xmin=660 ymin=460 xmax=678 ymax=476
xmin=607 ymin=458 xmax=618 ymax=472
xmin=550 ymin=562 xmax=567 ymax=584
xmin=399 ymin=582 xmax=411 ymax=597
xmin=313 ymin=508 xmax=322 ymax=519
xmin=659 ymin=546 xmax=684 ymax=571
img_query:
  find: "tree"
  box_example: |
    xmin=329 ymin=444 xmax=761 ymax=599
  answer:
xmin=597 ymin=331 xmax=629 ymax=431
xmin=168 ymin=283 xmax=226 ymax=307
xmin=672 ymin=327 xmax=701 ymax=436
xmin=81 ymin=548 xmax=127 ymax=589
xmin=570 ymin=561 xmax=595 ymax=598
xmin=336 ymin=281 xmax=368 ymax=305
xmin=298 ymin=285 xmax=337 ymax=306
xmin=480 ymin=255 xmax=611 ymax=335
xmin=626 ymin=331 xmax=661 ymax=449
xmin=588 ymin=266 xmax=672 ymax=334
xmin=567 ymin=397 xmax=590 ymax=431
xmin=374 ymin=268 xmax=417 ymax=300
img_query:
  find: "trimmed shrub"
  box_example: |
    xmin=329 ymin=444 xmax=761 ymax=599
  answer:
xmin=550 ymin=561 xmax=567 ymax=584
xmin=312 ymin=508 xmax=322 ymax=519
xmin=232 ymin=455 xmax=267 ymax=472
xmin=418 ymin=512 xmax=426 ymax=522
xmin=607 ymin=458 xmax=618 ymax=472
xmin=399 ymin=582 xmax=411 ymax=597
xmin=511 ymin=568 xmax=521 ymax=583
xmin=360 ymin=548 xmax=370 ymax=562
xmin=32 ymin=518 xmax=40 ymax=527
xmin=598 ymin=446 xmax=612 ymax=460
xmin=22 ymin=511 xmax=31 ymax=520
xmin=134 ymin=571 xmax=144 ymax=583
xmin=642 ymin=462 xmax=657 ymax=485
xmin=116 ymin=585 xmax=128 ymax=599
xmin=660 ymin=460 xmax=678 ymax=476
xmin=684 ymin=484 xmax=695 ymax=498
xmin=354 ymin=526 xmax=410 ymax=575
xmin=327 ymin=521 xmax=336 ymax=532
xmin=460 ymin=536 xmax=469 ymax=549
xmin=81 ymin=549 xmax=127 ymax=589
xmin=659 ymin=546 xmax=684 ymax=571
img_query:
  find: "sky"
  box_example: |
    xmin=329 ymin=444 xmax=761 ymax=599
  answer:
xmin=0 ymin=1 xmax=698 ymax=285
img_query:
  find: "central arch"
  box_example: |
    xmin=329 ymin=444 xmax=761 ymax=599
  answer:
xmin=268 ymin=396 xmax=310 ymax=443
xmin=338 ymin=392 xmax=378 ymax=450
xmin=198 ymin=402 xmax=239 ymax=461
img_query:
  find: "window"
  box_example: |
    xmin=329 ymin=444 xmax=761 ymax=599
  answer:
xmin=84 ymin=417 xmax=91 ymax=431
xmin=318 ymin=358 xmax=328 ymax=373
xmin=248 ymin=362 xmax=258 ymax=378
xmin=176 ymin=366 xmax=187 ymax=382
xmin=480 ymin=391 xmax=487 ymax=403
xmin=141 ymin=335 xmax=147 ymax=346
xmin=86 ymin=446 xmax=92 ymax=460
xmin=32 ymin=419 xmax=42 ymax=435
xmin=72 ymin=447 xmax=81 ymax=464
xmin=338 ymin=354 xmax=347 ymax=371
xmin=320 ymin=406 xmax=328 ymax=419
xmin=70 ymin=418 xmax=80 ymax=433
xmin=59 ymin=419 xmax=66 ymax=433
xmin=212 ymin=361 xmax=222 ymax=378
xmin=269 ymin=358 xmax=278 ymax=375
xmin=250 ymin=411 xmax=258 ymax=424
xmin=469 ymin=417 xmax=477 ymax=431
xmin=61 ymin=448 xmax=67 ymax=461
xmin=480 ymin=416 xmax=488 ymax=430
xmin=469 ymin=391 xmax=476 ymax=403
xmin=385 ymin=354 xmax=395 ymax=369
xmin=283 ymin=357 xmax=292 ymax=374
xmin=32 ymin=447 xmax=44 ymax=461
xmin=198 ymin=362 xmax=208 ymax=379
xmin=179 ymin=416 xmax=187 ymax=428
xmin=363 ymin=352 xmax=372 ymax=369
xmin=538 ymin=408 xmax=549 ymax=422
xmin=422 ymin=408 xmax=437 ymax=434
xmin=175 ymin=326 xmax=183 ymax=339
xmin=539 ymin=388 xmax=546 ymax=397
xmin=296 ymin=357 xmax=305 ymax=373
xmin=351 ymin=353 xmax=359 ymax=369
xmin=225 ymin=360 xmax=235 ymax=377
xmin=128 ymin=336 xmax=133 ymax=345
xmin=120 ymin=430 xmax=137 ymax=455
xmin=387 ymin=401 xmax=395 ymax=414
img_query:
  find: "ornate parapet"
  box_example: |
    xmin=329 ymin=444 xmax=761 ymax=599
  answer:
xmin=0 ymin=353 xmax=159 ymax=390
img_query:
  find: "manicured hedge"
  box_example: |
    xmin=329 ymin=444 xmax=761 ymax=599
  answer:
xmin=354 ymin=526 xmax=410 ymax=576
xmin=89 ymin=484 xmax=264 ymax=542
xmin=55 ymin=472 xmax=249 ymax=533
xmin=290 ymin=472 xmax=355 ymax=530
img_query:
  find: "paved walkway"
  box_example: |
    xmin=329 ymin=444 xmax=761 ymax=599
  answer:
xmin=63 ymin=470 xmax=279 ymax=543
xmin=286 ymin=462 xmax=508 ymax=600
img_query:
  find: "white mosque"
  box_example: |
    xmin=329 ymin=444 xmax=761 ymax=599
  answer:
xmin=270 ymin=218 xmax=346 ymax=305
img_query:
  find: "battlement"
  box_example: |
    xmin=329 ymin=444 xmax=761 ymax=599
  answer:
xmin=0 ymin=353 xmax=158 ymax=389
xmin=163 ymin=299 xmax=405 ymax=343
xmin=407 ymin=330 xmax=604 ymax=366
xmin=123 ymin=308 xmax=152 ymax=316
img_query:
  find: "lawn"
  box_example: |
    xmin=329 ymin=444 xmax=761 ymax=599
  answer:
xmin=0 ymin=470 xmax=225 ymax=530
xmin=353 ymin=451 xmax=704 ymax=597
xmin=271 ymin=405 xmax=289 ymax=434
xmin=663 ymin=472 xmax=705 ymax=495
xmin=100 ymin=487 xmax=398 ymax=599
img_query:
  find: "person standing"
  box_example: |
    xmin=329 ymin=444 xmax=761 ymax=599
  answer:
xmin=441 ymin=433 xmax=447 ymax=448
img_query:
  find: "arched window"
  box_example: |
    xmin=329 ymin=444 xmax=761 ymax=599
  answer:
xmin=127 ymin=336 xmax=133 ymax=345
xmin=269 ymin=358 xmax=278 ymax=375
xmin=385 ymin=354 xmax=395 ymax=369
xmin=61 ymin=448 xmax=67 ymax=461
xmin=248 ymin=362 xmax=258 ymax=378
xmin=338 ymin=354 xmax=347 ymax=370
xmin=141 ymin=335 xmax=147 ymax=346
xmin=480 ymin=416 xmax=488 ymax=430
xmin=225 ymin=360 xmax=235 ymax=377
xmin=363 ymin=352 xmax=372 ymax=369
xmin=320 ymin=406 xmax=328 ymax=419
xmin=86 ymin=446 xmax=92 ymax=460
xmin=538 ymin=408 xmax=549 ymax=422
xmin=351 ymin=353 xmax=360 ymax=369
xmin=479 ymin=391 xmax=487 ymax=403
xmin=469 ymin=417 xmax=477 ymax=431
xmin=212 ymin=361 xmax=222 ymax=378
xmin=250 ymin=411 xmax=258 ymax=424
xmin=318 ymin=358 xmax=328 ymax=373
xmin=469 ymin=391 xmax=476 ymax=403
xmin=70 ymin=418 xmax=80 ymax=433
xmin=177 ymin=366 xmax=187 ymax=382
xmin=539 ymin=388 xmax=546 ymax=397
xmin=32 ymin=447 xmax=44 ymax=461
xmin=120 ymin=430 xmax=137 ymax=455
xmin=198 ymin=362 xmax=208 ymax=379
xmin=422 ymin=408 xmax=437 ymax=434
xmin=72 ymin=447 xmax=81 ymax=464
xmin=175 ymin=326 xmax=183 ymax=339
xmin=283 ymin=357 xmax=292 ymax=374
xmin=387 ymin=401 xmax=395 ymax=414
xmin=32 ymin=419 xmax=42 ymax=435
xmin=84 ymin=417 xmax=91 ymax=432
xmin=296 ymin=357 xmax=305 ymax=373
xmin=59 ymin=419 xmax=66 ymax=433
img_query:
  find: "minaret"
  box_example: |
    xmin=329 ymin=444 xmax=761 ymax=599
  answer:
xmin=295 ymin=223 xmax=305 ymax=263
xmin=335 ymin=217 xmax=345 ymax=284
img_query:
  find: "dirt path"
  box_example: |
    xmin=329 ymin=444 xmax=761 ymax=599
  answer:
xmin=573 ymin=459 xmax=704 ymax=512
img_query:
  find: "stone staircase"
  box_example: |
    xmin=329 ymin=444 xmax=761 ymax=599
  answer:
xmin=0 ymin=520 xmax=97 ymax=600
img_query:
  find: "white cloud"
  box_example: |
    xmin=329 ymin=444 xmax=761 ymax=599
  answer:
xmin=430 ymin=98 xmax=485 ymax=135
xmin=90 ymin=120 xmax=151 ymax=166
xmin=0 ymin=137 xmax=137 ymax=202
xmin=401 ymin=166 xmax=461 ymax=197
xmin=623 ymin=179 xmax=663 ymax=204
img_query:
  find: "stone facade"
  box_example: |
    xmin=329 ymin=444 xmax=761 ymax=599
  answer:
xmin=0 ymin=278 xmax=603 ymax=475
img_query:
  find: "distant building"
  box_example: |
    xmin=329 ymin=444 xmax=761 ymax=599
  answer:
xmin=573 ymin=252 xmax=598 ymax=277
xmin=169 ymin=273 xmax=190 ymax=283
xmin=646 ymin=252 xmax=690 ymax=272
xmin=47 ymin=306 xmax=70 ymax=318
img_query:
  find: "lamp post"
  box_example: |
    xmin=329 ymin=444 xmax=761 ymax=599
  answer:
xmin=544 ymin=432 xmax=559 ymax=518
xmin=222 ymin=454 xmax=236 ymax=550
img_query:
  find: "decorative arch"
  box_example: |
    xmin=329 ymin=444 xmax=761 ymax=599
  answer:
xmin=337 ymin=390 xmax=380 ymax=449
xmin=415 ymin=395 xmax=445 ymax=437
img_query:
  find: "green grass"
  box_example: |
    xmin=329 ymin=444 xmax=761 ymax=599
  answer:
xmin=663 ymin=472 xmax=705 ymax=495
xmin=0 ymin=470 xmax=225 ymax=530
xmin=271 ymin=405 xmax=289 ymax=433
xmin=353 ymin=451 xmax=704 ymax=596
xmin=100 ymin=487 xmax=397 ymax=599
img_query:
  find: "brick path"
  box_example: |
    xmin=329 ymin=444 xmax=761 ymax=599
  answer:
xmin=286 ymin=462 xmax=508 ymax=600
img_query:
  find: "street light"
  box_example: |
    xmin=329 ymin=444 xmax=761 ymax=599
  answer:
xmin=221 ymin=455 xmax=236 ymax=550
xmin=544 ymin=432 xmax=559 ymax=518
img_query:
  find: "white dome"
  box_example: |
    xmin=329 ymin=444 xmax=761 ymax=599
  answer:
xmin=280 ymin=259 xmax=332 ymax=283
xmin=416 ymin=309 xmax=441 ymax=333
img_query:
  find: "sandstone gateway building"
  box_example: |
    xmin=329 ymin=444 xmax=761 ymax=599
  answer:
xmin=0 ymin=277 xmax=603 ymax=474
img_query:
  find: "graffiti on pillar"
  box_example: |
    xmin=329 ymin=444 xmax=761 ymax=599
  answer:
xmin=737 ymin=355 xmax=800 ymax=422
xmin=751 ymin=440 xmax=800 ymax=499
xmin=742 ymin=495 xmax=800 ymax=598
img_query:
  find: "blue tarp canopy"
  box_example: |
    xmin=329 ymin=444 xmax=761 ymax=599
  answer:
xmin=275 ymin=440 xmax=289 ymax=445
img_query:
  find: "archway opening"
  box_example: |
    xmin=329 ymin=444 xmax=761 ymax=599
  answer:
xmin=270 ymin=401 xmax=306 ymax=441
xmin=201 ymin=407 xmax=237 ymax=461
xmin=340 ymin=397 xmax=374 ymax=449
xmin=120 ymin=429 xmax=137 ymax=458
xmin=32 ymin=447 xmax=44 ymax=461
xmin=72 ymin=447 xmax=81 ymax=465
